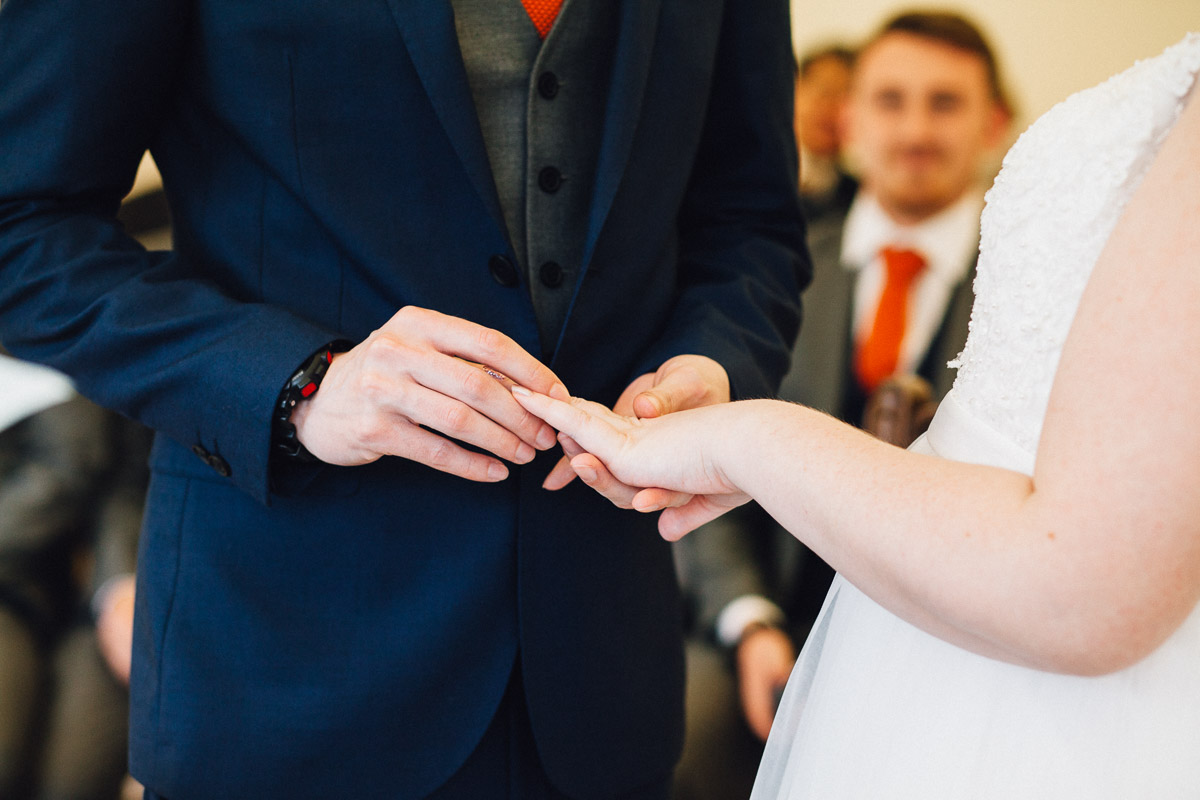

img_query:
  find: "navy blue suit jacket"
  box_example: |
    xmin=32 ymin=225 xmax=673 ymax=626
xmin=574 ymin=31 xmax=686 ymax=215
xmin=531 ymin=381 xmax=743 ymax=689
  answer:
xmin=0 ymin=1 xmax=808 ymax=797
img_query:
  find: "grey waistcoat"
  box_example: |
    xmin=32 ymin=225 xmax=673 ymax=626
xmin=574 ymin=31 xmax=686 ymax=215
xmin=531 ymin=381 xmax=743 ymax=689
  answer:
xmin=450 ymin=0 xmax=617 ymax=355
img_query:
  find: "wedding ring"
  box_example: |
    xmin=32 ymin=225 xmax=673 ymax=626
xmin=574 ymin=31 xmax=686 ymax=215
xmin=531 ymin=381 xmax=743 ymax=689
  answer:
xmin=458 ymin=358 xmax=513 ymax=385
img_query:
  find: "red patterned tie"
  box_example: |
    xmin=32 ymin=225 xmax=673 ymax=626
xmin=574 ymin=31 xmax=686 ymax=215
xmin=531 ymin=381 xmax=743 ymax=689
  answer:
xmin=854 ymin=247 xmax=928 ymax=393
xmin=522 ymin=0 xmax=563 ymax=38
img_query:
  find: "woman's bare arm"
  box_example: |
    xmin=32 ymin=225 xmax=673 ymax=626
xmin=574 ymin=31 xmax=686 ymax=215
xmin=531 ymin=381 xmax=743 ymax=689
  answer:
xmin=514 ymin=86 xmax=1200 ymax=676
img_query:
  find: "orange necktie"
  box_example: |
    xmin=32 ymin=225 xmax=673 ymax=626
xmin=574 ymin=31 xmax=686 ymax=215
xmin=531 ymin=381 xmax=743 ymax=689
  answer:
xmin=854 ymin=247 xmax=928 ymax=393
xmin=522 ymin=0 xmax=563 ymax=38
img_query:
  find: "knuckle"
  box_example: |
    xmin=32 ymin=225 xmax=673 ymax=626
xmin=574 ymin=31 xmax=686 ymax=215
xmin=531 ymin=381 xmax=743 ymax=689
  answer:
xmin=357 ymin=371 xmax=391 ymax=405
xmin=362 ymin=333 xmax=409 ymax=370
xmin=474 ymin=326 xmax=507 ymax=358
xmin=394 ymin=304 xmax=422 ymax=324
xmin=353 ymin=415 xmax=391 ymax=451
xmin=423 ymin=436 xmax=457 ymax=468
xmin=458 ymin=367 xmax=491 ymax=402
xmin=439 ymin=402 xmax=474 ymax=434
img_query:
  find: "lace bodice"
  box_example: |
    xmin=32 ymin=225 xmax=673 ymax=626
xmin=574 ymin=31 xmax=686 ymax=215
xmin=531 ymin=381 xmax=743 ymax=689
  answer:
xmin=950 ymin=34 xmax=1200 ymax=458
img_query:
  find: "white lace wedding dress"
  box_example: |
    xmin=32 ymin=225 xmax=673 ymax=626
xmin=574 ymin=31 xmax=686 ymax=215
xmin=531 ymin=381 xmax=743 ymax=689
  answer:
xmin=752 ymin=33 xmax=1200 ymax=799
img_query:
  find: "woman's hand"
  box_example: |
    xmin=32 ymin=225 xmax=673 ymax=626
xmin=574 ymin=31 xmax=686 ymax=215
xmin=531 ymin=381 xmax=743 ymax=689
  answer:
xmin=511 ymin=386 xmax=751 ymax=539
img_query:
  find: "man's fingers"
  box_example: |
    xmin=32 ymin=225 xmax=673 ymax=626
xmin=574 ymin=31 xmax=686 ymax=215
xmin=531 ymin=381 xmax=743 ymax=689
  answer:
xmin=632 ymin=372 xmax=705 ymax=419
xmin=410 ymin=355 xmax=558 ymax=452
xmin=386 ymin=424 xmax=511 ymax=482
xmin=391 ymin=306 xmax=566 ymax=397
xmin=631 ymin=355 xmax=731 ymax=419
xmin=542 ymin=432 xmax=589 ymax=490
xmin=397 ymin=383 xmax=538 ymax=466
xmin=613 ymin=372 xmax=656 ymax=417
xmin=543 ymin=454 xmax=578 ymax=490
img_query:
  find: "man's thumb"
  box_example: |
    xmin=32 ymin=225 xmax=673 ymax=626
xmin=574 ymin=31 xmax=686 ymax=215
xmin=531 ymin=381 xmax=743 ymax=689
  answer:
xmin=632 ymin=389 xmax=667 ymax=419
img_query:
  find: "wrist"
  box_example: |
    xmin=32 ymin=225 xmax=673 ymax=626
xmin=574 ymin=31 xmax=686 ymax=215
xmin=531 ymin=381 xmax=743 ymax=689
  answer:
xmin=718 ymin=399 xmax=785 ymax=497
xmin=272 ymin=341 xmax=351 ymax=461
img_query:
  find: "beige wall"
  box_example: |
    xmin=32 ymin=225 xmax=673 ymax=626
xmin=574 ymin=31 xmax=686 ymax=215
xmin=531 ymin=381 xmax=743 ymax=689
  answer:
xmin=791 ymin=0 xmax=1200 ymax=136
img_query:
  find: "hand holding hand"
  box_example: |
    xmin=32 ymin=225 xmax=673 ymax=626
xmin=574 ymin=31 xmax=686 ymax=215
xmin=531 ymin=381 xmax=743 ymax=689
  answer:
xmin=511 ymin=385 xmax=751 ymax=539
xmin=541 ymin=355 xmax=731 ymax=511
xmin=292 ymin=306 xmax=567 ymax=481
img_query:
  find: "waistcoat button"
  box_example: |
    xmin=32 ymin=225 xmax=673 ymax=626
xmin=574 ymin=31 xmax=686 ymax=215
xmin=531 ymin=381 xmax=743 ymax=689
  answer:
xmin=488 ymin=254 xmax=519 ymax=287
xmin=537 ymin=71 xmax=560 ymax=99
xmin=538 ymin=166 xmax=563 ymax=193
xmin=539 ymin=261 xmax=564 ymax=288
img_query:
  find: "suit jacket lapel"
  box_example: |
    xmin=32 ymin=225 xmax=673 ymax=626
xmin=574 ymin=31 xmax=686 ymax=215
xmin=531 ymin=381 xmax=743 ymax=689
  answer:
xmin=580 ymin=0 xmax=664 ymax=270
xmin=929 ymin=258 xmax=977 ymax=397
xmin=384 ymin=0 xmax=508 ymax=244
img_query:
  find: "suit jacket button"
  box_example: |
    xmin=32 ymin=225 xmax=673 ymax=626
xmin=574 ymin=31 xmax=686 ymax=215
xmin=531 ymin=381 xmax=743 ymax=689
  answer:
xmin=208 ymin=454 xmax=232 ymax=478
xmin=537 ymin=71 xmax=559 ymax=99
xmin=539 ymin=261 xmax=564 ymax=288
xmin=538 ymin=166 xmax=563 ymax=193
xmin=488 ymin=255 xmax=519 ymax=287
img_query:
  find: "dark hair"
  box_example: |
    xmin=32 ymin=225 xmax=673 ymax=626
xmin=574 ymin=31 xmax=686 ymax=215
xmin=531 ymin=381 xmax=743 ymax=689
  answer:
xmin=795 ymin=44 xmax=857 ymax=80
xmin=865 ymin=10 xmax=1014 ymax=117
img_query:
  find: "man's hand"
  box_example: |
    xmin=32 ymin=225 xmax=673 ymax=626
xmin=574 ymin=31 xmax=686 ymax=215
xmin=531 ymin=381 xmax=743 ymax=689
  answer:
xmin=292 ymin=306 xmax=566 ymax=482
xmin=542 ymin=354 xmax=730 ymax=498
xmin=95 ymin=575 xmax=136 ymax=685
xmin=736 ymin=625 xmax=795 ymax=741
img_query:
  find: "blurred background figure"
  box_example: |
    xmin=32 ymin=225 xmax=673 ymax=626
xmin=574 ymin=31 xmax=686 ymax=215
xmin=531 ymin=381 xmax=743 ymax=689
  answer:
xmin=673 ymin=11 xmax=1012 ymax=800
xmin=0 ymin=353 xmax=151 ymax=800
xmin=794 ymin=43 xmax=858 ymax=221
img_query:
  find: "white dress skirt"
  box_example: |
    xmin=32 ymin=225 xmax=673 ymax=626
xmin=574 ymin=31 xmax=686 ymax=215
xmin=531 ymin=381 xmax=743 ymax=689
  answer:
xmin=751 ymin=33 xmax=1200 ymax=799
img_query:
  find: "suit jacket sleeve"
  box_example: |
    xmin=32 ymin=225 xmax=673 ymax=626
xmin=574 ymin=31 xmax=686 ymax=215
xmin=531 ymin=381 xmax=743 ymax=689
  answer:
xmin=0 ymin=0 xmax=343 ymax=505
xmin=634 ymin=1 xmax=811 ymax=400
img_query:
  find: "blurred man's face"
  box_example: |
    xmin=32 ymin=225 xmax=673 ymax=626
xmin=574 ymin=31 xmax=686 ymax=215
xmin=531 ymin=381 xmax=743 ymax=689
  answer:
xmin=794 ymin=55 xmax=853 ymax=158
xmin=846 ymin=31 xmax=1007 ymax=223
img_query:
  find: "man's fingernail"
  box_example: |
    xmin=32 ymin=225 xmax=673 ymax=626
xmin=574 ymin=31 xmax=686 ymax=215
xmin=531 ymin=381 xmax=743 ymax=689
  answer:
xmin=516 ymin=443 xmax=536 ymax=463
xmin=536 ymin=426 xmax=557 ymax=449
xmin=637 ymin=394 xmax=661 ymax=417
xmin=488 ymin=462 xmax=509 ymax=481
xmin=575 ymin=466 xmax=597 ymax=483
xmin=549 ymin=383 xmax=569 ymax=400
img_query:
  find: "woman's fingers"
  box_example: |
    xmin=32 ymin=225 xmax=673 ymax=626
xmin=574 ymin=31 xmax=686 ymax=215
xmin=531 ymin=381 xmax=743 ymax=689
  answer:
xmin=569 ymin=453 xmax=640 ymax=508
xmin=656 ymin=495 xmax=744 ymax=541
xmin=510 ymin=386 xmax=625 ymax=457
xmin=630 ymin=486 xmax=694 ymax=513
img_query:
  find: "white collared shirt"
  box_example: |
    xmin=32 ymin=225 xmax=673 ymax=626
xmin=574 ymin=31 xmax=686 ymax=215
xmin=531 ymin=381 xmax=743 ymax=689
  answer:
xmin=842 ymin=191 xmax=983 ymax=374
